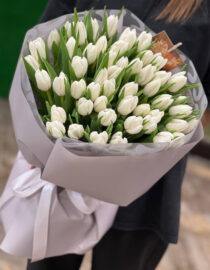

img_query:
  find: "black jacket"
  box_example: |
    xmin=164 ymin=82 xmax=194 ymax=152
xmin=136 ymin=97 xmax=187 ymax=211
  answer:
xmin=40 ymin=0 xmax=210 ymax=243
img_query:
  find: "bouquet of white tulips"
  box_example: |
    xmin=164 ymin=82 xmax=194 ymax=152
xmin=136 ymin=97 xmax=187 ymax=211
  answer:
xmin=23 ymin=8 xmax=201 ymax=146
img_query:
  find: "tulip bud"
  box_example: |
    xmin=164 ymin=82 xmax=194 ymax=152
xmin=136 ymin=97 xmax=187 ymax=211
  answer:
xmin=117 ymin=95 xmax=138 ymax=115
xmin=150 ymin=109 xmax=164 ymax=124
xmin=153 ymin=54 xmax=167 ymax=70
xmin=84 ymin=43 xmax=97 ymax=64
xmin=65 ymin=21 xmax=73 ymax=37
xmin=169 ymin=104 xmax=192 ymax=118
xmin=95 ymin=36 xmax=107 ymax=57
xmin=95 ymin=68 xmax=108 ymax=86
xmin=66 ymin=37 xmax=76 ymax=59
xmin=133 ymin=104 xmax=150 ymax=117
xmin=143 ymin=115 xmax=157 ymax=134
xmin=87 ymin=82 xmax=101 ymax=101
xmin=116 ymin=57 xmax=129 ymax=69
xmin=168 ymin=73 xmax=187 ymax=93
xmin=137 ymin=31 xmax=152 ymax=52
xmin=129 ymin=58 xmax=143 ymax=75
xmin=108 ymin=65 xmax=122 ymax=79
xmin=53 ymin=72 xmax=66 ymax=96
xmin=110 ymin=40 xmax=128 ymax=55
xmin=94 ymin=96 xmax=108 ymax=112
xmin=183 ymin=119 xmax=199 ymax=134
xmin=119 ymin=27 xmax=136 ymax=50
xmin=71 ymin=79 xmax=86 ymax=99
xmin=153 ymin=131 xmax=174 ymax=143
xmin=24 ymin=55 xmax=39 ymax=70
xmin=77 ymin=97 xmax=93 ymax=116
xmin=47 ymin=29 xmax=60 ymax=50
xmin=68 ymin=124 xmax=84 ymax=139
xmin=174 ymin=95 xmax=188 ymax=104
xmin=72 ymin=56 xmax=88 ymax=78
xmin=138 ymin=64 xmax=156 ymax=86
xmin=110 ymin=132 xmax=128 ymax=144
xmin=108 ymin=51 xmax=117 ymax=67
xmin=155 ymin=71 xmax=172 ymax=86
xmin=119 ymin=82 xmax=138 ymax=97
xmin=166 ymin=119 xmax=188 ymax=132
xmin=143 ymin=78 xmax=161 ymax=97
xmin=141 ymin=50 xmax=154 ymax=66
xmin=124 ymin=116 xmax=143 ymax=134
xmin=91 ymin=18 xmax=100 ymax=41
xmin=103 ymin=79 xmax=116 ymax=97
xmin=173 ymin=132 xmax=185 ymax=140
xmin=107 ymin=15 xmax=118 ymax=38
xmin=152 ymin=94 xmax=174 ymax=110
xmin=90 ymin=131 xmax=108 ymax=144
xmin=76 ymin=21 xmax=87 ymax=46
xmin=98 ymin=108 xmax=117 ymax=126
xmin=51 ymin=105 xmax=66 ymax=123
xmin=29 ymin=37 xmax=46 ymax=61
xmin=35 ymin=69 xmax=51 ymax=91
xmin=46 ymin=121 xmax=65 ymax=138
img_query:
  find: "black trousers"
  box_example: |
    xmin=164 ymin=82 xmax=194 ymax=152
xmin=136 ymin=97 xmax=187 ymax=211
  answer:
xmin=27 ymin=228 xmax=167 ymax=270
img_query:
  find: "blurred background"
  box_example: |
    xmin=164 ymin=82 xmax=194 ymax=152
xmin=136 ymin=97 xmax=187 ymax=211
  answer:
xmin=0 ymin=0 xmax=210 ymax=269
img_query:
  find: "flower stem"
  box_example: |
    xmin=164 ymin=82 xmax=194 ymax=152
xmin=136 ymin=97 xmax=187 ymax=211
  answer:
xmin=61 ymin=96 xmax=65 ymax=108
xmin=46 ymin=90 xmax=53 ymax=106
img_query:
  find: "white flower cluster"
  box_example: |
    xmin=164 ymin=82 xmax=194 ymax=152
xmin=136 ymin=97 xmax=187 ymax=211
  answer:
xmin=23 ymin=8 xmax=200 ymax=145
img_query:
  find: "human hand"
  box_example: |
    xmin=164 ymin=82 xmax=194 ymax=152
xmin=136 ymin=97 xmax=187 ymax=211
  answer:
xmin=202 ymin=109 xmax=210 ymax=127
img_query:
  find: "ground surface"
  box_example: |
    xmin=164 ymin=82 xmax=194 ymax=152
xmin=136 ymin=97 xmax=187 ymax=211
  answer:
xmin=0 ymin=98 xmax=210 ymax=270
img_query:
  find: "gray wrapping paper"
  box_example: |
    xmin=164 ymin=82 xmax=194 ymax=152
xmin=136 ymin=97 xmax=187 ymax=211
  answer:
xmin=9 ymin=9 xmax=207 ymax=206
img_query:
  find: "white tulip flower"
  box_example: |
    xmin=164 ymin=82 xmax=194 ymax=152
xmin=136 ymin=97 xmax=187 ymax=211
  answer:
xmin=24 ymin=55 xmax=39 ymax=70
xmin=51 ymin=105 xmax=66 ymax=123
xmin=150 ymin=109 xmax=164 ymax=124
xmin=152 ymin=94 xmax=174 ymax=110
xmin=65 ymin=21 xmax=72 ymax=37
xmin=103 ymin=79 xmax=116 ymax=97
xmin=76 ymin=21 xmax=87 ymax=46
xmin=29 ymin=37 xmax=46 ymax=61
xmin=47 ymin=29 xmax=60 ymax=50
xmin=183 ymin=119 xmax=199 ymax=134
xmin=174 ymin=95 xmax=188 ymax=104
xmin=91 ymin=18 xmax=99 ymax=41
xmin=95 ymin=68 xmax=108 ymax=86
xmin=117 ymin=95 xmax=138 ymax=115
xmin=98 ymin=108 xmax=117 ymax=126
xmin=124 ymin=116 xmax=143 ymax=134
xmin=84 ymin=43 xmax=97 ymax=64
xmin=95 ymin=35 xmax=107 ymax=57
xmin=138 ymin=64 xmax=156 ymax=85
xmin=141 ymin=50 xmax=154 ymax=66
xmin=108 ymin=51 xmax=117 ymax=67
xmin=66 ymin=37 xmax=76 ymax=59
xmin=87 ymin=82 xmax=101 ymax=102
xmin=166 ymin=119 xmax=188 ymax=132
xmin=133 ymin=104 xmax=151 ymax=117
xmin=53 ymin=72 xmax=67 ymax=96
xmin=46 ymin=121 xmax=65 ymax=138
xmin=153 ymin=54 xmax=167 ymax=70
xmin=107 ymin=15 xmax=118 ymax=38
xmin=155 ymin=71 xmax=172 ymax=86
xmin=119 ymin=27 xmax=136 ymax=50
xmin=108 ymin=65 xmax=122 ymax=79
xmin=110 ymin=40 xmax=128 ymax=55
xmin=68 ymin=124 xmax=84 ymax=139
xmin=94 ymin=96 xmax=108 ymax=112
xmin=143 ymin=115 xmax=157 ymax=134
xmin=90 ymin=131 xmax=108 ymax=144
xmin=173 ymin=132 xmax=185 ymax=140
xmin=169 ymin=104 xmax=192 ymax=118
xmin=137 ymin=31 xmax=152 ymax=52
xmin=129 ymin=58 xmax=143 ymax=75
xmin=116 ymin=57 xmax=129 ymax=69
xmin=119 ymin=82 xmax=138 ymax=97
xmin=168 ymin=73 xmax=187 ymax=93
xmin=143 ymin=78 xmax=161 ymax=97
xmin=72 ymin=56 xmax=88 ymax=78
xmin=35 ymin=69 xmax=51 ymax=91
xmin=77 ymin=97 xmax=93 ymax=116
xmin=110 ymin=132 xmax=128 ymax=144
xmin=71 ymin=79 xmax=86 ymax=99
xmin=153 ymin=131 xmax=174 ymax=143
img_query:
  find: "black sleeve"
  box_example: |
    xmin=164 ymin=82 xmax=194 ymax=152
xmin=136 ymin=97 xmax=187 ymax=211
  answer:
xmin=39 ymin=0 xmax=76 ymax=23
xmin=202 ymin=64 xmax=210 ymax=109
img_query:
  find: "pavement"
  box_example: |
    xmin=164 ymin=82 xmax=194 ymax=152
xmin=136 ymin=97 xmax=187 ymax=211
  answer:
xmin=0 ymin=98 xmax=210 ymax=270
